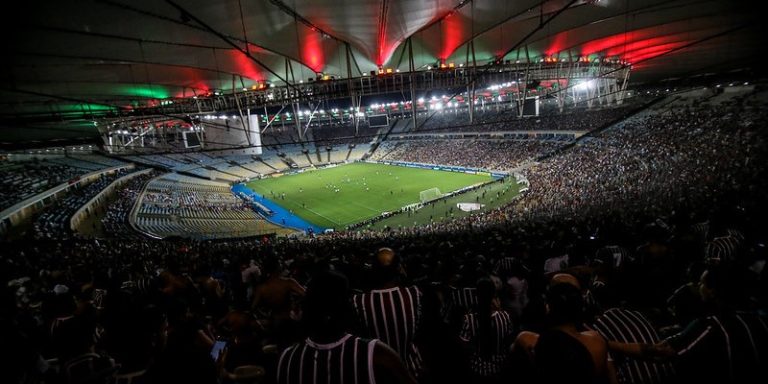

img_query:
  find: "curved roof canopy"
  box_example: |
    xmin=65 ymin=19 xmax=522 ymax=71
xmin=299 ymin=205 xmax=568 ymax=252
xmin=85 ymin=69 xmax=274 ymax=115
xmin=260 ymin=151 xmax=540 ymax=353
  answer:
xmin=1 ymin=0 xmax=763 ymax=142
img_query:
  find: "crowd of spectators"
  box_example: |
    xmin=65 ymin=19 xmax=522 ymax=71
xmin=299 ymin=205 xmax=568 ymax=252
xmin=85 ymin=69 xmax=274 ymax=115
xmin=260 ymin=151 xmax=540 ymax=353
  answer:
xmin=371 ymin=139 xmax=562 ymax=171
xmin=31 ymin=170 xmax=132 ymax=240
xmin=508 ymin=98 xmax=764 ymax=224
xmin=1 ymin=87 xmax=767 ymax=384
xmin=2 ymin=190 xmax=766 ymax=383
xmin=140 ymin=189 xmax=254 ymax=215
xmin=359 ymin=89 xmax=768 ymax=239
xmin=0 ymin=161 xmax=86 ymax=211
xmin=101 ymin=171 xmax=159 ymax=236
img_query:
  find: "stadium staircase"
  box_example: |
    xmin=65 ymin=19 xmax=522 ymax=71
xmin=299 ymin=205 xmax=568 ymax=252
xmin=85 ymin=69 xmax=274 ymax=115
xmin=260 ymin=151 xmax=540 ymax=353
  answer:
xmin=278 ymin=154 xmax=296 ymax=169
xmin=230 ymin=160 xmax=262 ymax=176
xmin=204 ymin=165 xmax=241 ymax=179
xmin=253 ymin=156 xmax=278 ymax=171
xmin=395 ymin=118 xmax=414 ymax=133
xmin=367 ymin=118 xmax=403 ymax=157
xmin=304 ymin=151 xmax=314 ymax=165
xmin=344 ymin=145 xmax=354 ymax=161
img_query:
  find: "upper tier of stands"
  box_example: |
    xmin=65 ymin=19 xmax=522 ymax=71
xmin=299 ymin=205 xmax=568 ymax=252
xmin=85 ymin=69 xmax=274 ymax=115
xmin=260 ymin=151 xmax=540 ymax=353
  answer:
xmin=33 ymin=168 xmax=135 ymax=240
xmin=0 ymin=155 xmax=130 ymax=211
xmin=123 ymin=142 xmax=374 ymax=183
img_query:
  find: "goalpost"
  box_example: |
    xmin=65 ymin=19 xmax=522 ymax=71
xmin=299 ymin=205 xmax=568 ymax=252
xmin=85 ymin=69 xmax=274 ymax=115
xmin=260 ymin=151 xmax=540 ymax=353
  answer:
xmin=419 ymin=187 xmax=443 ymax=203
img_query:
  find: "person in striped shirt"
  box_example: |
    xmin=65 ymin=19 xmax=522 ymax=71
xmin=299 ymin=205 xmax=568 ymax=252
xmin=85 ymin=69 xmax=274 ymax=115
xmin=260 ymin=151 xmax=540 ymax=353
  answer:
xmin=514 ymin=282 xmax=617 ymax=384
xmin=277 ymin=270 xmax=415 ymax=384
xmin=351 ymin=247 xmax=424 ymax=377
xmin=591 ymin=308 xmax=676 ymax=384
xmin=608 ymin=265 xmax=768 ymax=383
xmin=458 ymin=277 xmax=515 ymax=381
xmin=704 ymin=234 xmax=742 ymax=265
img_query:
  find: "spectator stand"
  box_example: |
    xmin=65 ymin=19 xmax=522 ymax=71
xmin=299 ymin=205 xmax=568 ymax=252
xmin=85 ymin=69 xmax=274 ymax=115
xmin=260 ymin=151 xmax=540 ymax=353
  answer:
xmin=0 ymin=164 xmax=135 ymax=236
xmin=70 ymin=168 xmax=155 ymax=234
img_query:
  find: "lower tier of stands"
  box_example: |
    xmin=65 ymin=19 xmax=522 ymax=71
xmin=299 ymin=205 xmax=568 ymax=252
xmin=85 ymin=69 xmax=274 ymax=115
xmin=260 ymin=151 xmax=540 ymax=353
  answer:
xmin=133 ymin=174 xmax=292 ymax=239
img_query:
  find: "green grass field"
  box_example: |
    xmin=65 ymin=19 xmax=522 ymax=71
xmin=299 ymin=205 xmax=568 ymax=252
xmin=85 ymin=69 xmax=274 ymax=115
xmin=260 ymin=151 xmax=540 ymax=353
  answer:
xmin=245 ymin=162 xmax=492 ymax=229
xmin=371 ymin=178 xmax=521 ymax=230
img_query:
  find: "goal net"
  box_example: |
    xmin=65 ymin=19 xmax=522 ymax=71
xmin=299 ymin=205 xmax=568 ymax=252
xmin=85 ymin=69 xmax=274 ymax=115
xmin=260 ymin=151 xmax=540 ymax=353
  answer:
xmin=419 ymin=187 xmax=442 ymax=203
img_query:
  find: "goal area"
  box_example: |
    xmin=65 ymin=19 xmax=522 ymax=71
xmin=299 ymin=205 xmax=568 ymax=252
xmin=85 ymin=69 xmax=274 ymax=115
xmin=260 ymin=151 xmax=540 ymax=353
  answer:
xmin=419 ymin=187 xmax=443 ymax=203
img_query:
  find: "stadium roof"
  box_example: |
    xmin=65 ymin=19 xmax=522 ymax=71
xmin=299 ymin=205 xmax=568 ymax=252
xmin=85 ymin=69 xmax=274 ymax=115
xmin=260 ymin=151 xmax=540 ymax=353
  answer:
xmin=2 ymin=0 xmax=764 ymax=142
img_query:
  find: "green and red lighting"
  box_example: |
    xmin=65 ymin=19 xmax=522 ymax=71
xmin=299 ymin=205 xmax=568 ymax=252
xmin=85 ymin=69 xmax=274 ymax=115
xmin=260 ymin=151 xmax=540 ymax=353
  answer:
xmin=439 ymin=12 xmax=465 ymax=61
xmin=300 ymin=30 xmax=326 ymax=73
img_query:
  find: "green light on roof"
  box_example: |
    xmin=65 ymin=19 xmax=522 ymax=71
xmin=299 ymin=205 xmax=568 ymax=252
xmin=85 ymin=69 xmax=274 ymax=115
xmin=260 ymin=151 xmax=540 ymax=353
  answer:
xmin=118 ymin=85 xmax=169 ymax=99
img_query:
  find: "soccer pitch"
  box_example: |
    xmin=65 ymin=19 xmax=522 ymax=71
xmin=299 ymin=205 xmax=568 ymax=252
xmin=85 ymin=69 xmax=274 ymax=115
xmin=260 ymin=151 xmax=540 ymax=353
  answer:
xmin=244 ymin=162 xmax=493 ymax=229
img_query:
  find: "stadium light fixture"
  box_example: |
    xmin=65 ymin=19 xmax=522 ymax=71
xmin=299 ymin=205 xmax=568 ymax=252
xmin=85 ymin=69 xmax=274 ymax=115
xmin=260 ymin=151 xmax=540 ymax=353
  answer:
xmin=574 ymin=80 xmax=595 ymax=91
xmin=418 ymin=97 xmax=424 ymax=103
